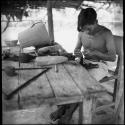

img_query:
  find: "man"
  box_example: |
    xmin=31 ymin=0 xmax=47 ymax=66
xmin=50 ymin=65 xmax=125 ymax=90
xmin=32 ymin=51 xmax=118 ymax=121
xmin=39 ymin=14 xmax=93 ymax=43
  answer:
xmin=75 ymin=7 xmax=116 ymax=81
xmin=50 ymin=8 xmax=116 ymax=124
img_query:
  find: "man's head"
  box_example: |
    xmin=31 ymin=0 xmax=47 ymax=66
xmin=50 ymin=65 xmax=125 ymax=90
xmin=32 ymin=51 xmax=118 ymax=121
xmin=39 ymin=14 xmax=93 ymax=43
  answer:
xmin=77 ymin=8 xmax=98 ymax=32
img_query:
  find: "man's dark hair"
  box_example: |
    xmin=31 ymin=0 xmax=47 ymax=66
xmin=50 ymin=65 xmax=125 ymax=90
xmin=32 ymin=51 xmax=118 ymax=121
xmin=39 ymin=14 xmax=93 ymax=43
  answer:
xmin=77 ymin=8 xmax=97 ymax=31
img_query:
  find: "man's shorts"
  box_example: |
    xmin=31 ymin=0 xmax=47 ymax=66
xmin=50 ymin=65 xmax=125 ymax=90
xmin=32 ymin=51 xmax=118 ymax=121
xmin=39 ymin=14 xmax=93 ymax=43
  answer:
xmin=84 ymin=59 xmax=111 ymax=82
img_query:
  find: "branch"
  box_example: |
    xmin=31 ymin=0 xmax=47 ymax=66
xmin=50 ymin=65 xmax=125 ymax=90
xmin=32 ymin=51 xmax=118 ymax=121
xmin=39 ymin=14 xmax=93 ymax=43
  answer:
xmin=1 ymin=15 xmax=10 ymax=33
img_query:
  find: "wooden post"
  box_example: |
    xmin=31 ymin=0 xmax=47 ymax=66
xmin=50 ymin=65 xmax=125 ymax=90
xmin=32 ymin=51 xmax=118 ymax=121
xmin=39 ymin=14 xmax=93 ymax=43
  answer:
xmin=82 ymin=97 xmax=93 ymax=124
xmin=78 ymin=102 xmax=83 ymax=124
xmin=47 ymin=0 xmax=54 ymax=43
xmin=114 ymin=91 xmax=124 ymax=124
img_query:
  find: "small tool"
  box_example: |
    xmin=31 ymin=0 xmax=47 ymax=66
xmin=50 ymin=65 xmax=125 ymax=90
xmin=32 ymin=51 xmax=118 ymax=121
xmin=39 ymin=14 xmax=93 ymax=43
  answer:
xmin=5 ymin=67 xmax=51 ymax=100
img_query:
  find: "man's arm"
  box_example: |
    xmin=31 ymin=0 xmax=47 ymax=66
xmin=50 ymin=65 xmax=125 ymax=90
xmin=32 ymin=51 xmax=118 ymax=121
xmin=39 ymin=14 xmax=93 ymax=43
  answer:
xmin=74 ymin=32 xmax=82 ymax=53
xmin=85 ymin=31 xmax=116 ymax=61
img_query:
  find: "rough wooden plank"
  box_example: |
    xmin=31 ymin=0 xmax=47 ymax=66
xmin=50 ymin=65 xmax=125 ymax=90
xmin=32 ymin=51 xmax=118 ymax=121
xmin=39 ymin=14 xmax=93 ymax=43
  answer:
xmin=19 ymin=69 xmax=54 ymax=98
xmin=6 ymin=69 xmax=51 ymax=100
xmin=2 ymin=71 xmax=19 ymax=99
xmin=78 ymin=102 xmax=83 ymax=124
xmin=83 ymin=98 xmax=93 ymax=124
xmin=3 ymin=89 xmax=19 ymax=111
xmin=2 ymin=61 xmax=54 ymax=110
xmin=17 ymin=63 xmax=54 ymax=108
xmin=46 ymin=64 xmax=82 ymax=98
xmin=114 ymin=57 xmax=124 ymax=124
xmin=114 ymin=91 xmax=124 ymax=124
xmin=2 ymin=61 xmax=20 ymax=110
xmin=16 ymin=96 xmax=83 ymax=107
xmin=64 ymin=62 xmax=104 ymax=94
xmin=54 ymin=96 xmax=83 ymax=105
xmin=2 ymin=61 xmax=37 ymax=96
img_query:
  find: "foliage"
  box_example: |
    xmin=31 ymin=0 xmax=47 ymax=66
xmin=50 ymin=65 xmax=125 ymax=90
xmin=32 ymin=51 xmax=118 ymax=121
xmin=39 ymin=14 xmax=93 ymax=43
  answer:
xmin=1 ymin=0 xmax=122 ymax=21
xmin=1 ymin=0 xmax=122 ymax=33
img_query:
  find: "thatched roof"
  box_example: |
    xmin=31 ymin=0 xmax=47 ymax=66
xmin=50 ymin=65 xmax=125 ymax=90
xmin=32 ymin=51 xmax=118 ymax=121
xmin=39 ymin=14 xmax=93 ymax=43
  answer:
xmin=1 ymin=0 xmax=123 ymax=36
xmin=1 ymin=0 xmax=123 ymax=33
xmin=1 ymin=0 xmax=84 ymax=20
xmin=1 ymin=0 xmax=123 ymax=19
xmin=1 ymin=0 xmax=123 ymax=10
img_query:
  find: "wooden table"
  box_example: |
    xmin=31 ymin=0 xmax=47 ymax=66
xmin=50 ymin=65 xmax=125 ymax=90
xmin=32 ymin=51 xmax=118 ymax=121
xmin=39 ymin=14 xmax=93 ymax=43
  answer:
xmin=2 ymin=60 xmax=106 ymax=124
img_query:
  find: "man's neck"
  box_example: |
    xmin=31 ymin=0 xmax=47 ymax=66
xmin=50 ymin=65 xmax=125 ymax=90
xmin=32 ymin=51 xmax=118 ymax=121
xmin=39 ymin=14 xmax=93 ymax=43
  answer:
xmin=89 ymin=24 xmax=101 ymax=35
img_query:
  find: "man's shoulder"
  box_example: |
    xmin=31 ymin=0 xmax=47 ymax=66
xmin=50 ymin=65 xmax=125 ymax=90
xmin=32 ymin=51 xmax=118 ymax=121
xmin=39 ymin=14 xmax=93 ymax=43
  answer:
xmin=98 ymin=25 xmax=111 ymax=34
xmin=91 ymin=25 xmax=111 ymax=36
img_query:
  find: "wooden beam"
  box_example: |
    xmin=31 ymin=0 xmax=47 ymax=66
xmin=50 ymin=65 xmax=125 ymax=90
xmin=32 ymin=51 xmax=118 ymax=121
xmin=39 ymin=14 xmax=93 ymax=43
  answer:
xmin=47 ymin=0 xmax=54 ymax=43
xmin=83 ymin=97 xmax=93 ymax=124
xmin=114 ymin=91 xmax=124 ymax=124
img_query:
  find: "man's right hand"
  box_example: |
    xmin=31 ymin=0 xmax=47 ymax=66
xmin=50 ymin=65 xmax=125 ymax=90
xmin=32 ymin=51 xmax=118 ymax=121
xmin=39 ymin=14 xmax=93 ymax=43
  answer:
xmin=75 ymin=57 xmax=81 ymax=63
xmin=74 ymin=50 xmax=82 ymax=58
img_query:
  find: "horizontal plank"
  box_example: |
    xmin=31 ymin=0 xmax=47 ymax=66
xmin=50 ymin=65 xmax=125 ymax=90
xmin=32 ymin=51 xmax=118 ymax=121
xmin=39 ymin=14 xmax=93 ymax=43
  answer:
xmin=54 ymin=95 xmax=83 ymax=105
xmin=3 ymin=95 xmax=83 ymax=112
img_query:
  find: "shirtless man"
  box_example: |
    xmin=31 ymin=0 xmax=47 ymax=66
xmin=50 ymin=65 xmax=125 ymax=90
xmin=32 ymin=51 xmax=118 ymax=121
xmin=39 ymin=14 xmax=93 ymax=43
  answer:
xmin=75 ymin=7 xmax=116 ymax=81
xmin=50 ymin=8 xmax=116 ymax=124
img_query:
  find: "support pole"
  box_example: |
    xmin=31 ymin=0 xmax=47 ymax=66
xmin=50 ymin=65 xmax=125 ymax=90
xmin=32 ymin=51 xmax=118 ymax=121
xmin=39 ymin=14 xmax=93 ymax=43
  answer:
xmin=47 ymin=0 xmax=54 ymax=43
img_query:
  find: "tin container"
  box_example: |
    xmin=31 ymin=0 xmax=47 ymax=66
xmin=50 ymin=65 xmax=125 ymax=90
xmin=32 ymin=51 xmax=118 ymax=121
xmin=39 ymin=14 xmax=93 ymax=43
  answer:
xmin=18 ymin=22 xmax=51 ymax=48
